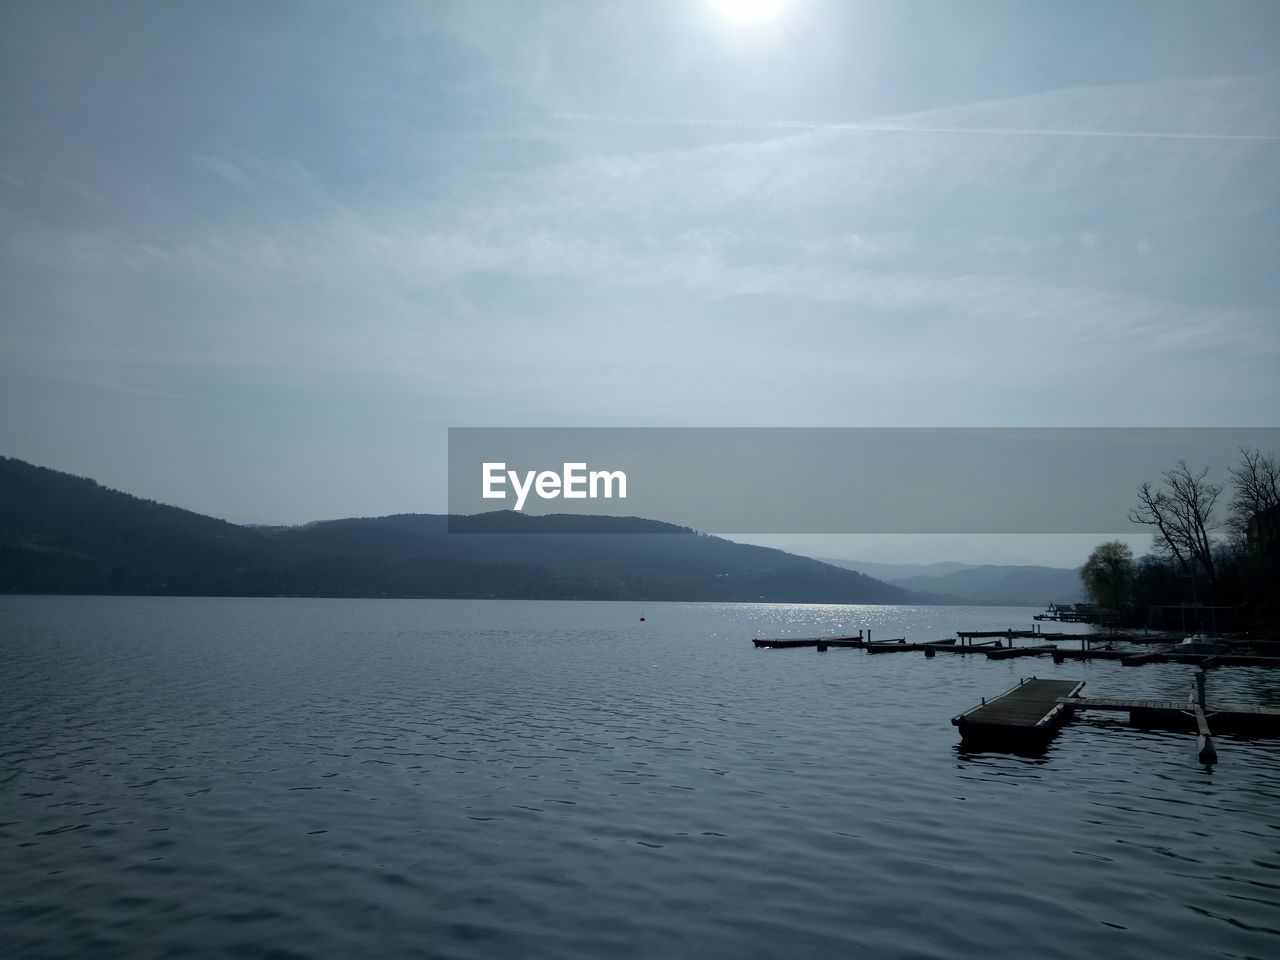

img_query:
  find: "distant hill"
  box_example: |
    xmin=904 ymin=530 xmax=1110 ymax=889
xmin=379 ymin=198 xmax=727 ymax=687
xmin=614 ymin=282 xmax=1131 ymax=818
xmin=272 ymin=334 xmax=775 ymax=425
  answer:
xmin=0 ymin=456 xmax=922 ymax=604
xmin=888 ymin=565 xmax=1083 ymax=606
xmin=818 ymin=558 xmax=979 ymax=581
xmin=823 ymin=557 xmax=1082 ymax=606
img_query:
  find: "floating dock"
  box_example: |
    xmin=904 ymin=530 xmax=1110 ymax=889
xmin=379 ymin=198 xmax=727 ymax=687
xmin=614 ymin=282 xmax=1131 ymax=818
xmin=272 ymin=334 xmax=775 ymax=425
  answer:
xmin=863 ymin=639 xmax=931 ymax=654
xmin=753 ymin=632 xmax=913 ymax=650
xmin=957 ymin=630 xmax=1043 ymax=642
xmin=956 ymin=672 xmax=1280 ymax=763
xmin=1058 ymin=696 xmax=1280 ymax=736
xmin=985 ymin=643 xmax=1058 ymax=660
xmin=749 ymin=626 xmax=1280 ymax=765
xmin=752 ymin=633 xmax=865 ymax=649
xmin=1050 ymin=648 xmax=1280 ymax=669
xmin=952 ymin=678 xmax=1084 ymax=747
xmin=752 ymin=626 xmax=1280 ymax=669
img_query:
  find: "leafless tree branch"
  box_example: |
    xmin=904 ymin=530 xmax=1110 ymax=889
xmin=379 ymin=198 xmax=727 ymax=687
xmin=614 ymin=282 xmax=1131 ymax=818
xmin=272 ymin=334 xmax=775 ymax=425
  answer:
xmin=1227 ymin=446 xmax=1280 ymax=541
xmin=1128 ymin=460 xmax=1220 ymax=582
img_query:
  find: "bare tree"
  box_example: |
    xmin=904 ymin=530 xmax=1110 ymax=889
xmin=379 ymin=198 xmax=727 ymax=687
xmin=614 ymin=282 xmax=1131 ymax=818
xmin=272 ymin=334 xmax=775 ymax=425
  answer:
xmin=1128 ymin=460 xmax=1221 ymax=583
xmin=1227 ymin=446 xmax=1280 ymax=543
xmin=1081 ymin=541 xmax=1134 ymax=612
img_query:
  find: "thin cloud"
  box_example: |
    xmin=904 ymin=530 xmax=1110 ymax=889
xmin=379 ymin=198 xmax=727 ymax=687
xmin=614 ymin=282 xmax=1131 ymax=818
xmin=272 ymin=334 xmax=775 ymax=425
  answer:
xmin=541 ymin=110 xmax=1280 ymax=142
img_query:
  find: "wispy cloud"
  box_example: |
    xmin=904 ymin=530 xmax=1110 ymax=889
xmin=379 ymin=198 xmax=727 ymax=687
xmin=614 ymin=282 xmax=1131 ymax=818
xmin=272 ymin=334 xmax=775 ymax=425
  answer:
xmin=3 ymin=58 xmax=1277 ymax=426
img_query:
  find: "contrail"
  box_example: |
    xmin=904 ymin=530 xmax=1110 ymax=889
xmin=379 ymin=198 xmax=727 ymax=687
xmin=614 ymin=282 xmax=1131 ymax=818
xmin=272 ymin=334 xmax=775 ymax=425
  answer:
xmin=545 ymin=110 xmax=1280 ymax=142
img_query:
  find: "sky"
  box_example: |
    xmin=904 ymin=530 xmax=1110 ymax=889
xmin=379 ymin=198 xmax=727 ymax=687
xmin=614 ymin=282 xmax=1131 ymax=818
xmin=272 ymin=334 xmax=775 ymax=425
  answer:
xmin=1 ymin=1 xmax=1277 ymax=567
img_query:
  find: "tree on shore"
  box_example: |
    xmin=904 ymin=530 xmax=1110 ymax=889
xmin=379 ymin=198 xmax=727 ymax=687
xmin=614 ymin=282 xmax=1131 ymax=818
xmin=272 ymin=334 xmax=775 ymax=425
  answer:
xmin=1227 ymin=447 xmax=1279 ymax=543
xmin=1227 ymin=447 xmax=1280 ymax=604
xmin=1081 ymin=541 xmax=1135 ymax=612
xmin=1113 ymin=450 xmax=1278 ymax=630
xmin=1128 ymin=460 xmax=1221 ymax=583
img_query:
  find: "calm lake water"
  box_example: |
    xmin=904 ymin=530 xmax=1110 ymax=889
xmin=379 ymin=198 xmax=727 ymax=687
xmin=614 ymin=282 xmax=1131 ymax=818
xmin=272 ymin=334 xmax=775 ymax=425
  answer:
xmin=2 ymin=596 xmax=1278 ymax=960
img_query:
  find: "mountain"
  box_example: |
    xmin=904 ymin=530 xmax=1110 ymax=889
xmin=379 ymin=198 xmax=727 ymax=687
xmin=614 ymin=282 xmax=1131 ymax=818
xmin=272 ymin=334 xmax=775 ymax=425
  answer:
xmin=818 ymin=558 xmax=979 ymax=581
xmin=889 ymin=565 xmax=1083 ymax=606
xmin=890 ymin=565 xmax=1081 ymax=606
xmin=822 ymin=558 xmax=1083 ymax=606
xmin=0 ymin=456 xmax=921 ymax=604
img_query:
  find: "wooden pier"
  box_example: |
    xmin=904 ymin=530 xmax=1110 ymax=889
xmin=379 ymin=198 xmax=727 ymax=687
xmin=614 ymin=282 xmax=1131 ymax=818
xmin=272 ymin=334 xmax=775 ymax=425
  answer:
xmin=956 ymin=671 xmax=1280 ymax=762
xmin=753 ymin=631 xmax=919 ymax=650
xmin=957 ymin=629 xmax=1042 ymax=642
xmin=1085 ymin=633 xmax=1194 ymax=646
xmin=750 ymin=621 xmax=1279 ymax=766
xmin=1050 ymin=648 xmax=1280 ymax=669
xmin=752 ymin=626 xmax=1280 ymax=670
xmin=863 ymin=639 xmax=930 ymax=654
xmin=985 ymin=643 xmax=1058 ymax=660
xmin=1034 ymin=603 xmax=1102 ymax=623
xmin=1057 ymin=696 xmax=1280 ymax=736
xmin=952 ymin=678 xmax=1084 ymax=746
xmin=749 ymin=625 xmax=1280 ymax=765
xmin=752 ymin=633 xmax=864 ymax=649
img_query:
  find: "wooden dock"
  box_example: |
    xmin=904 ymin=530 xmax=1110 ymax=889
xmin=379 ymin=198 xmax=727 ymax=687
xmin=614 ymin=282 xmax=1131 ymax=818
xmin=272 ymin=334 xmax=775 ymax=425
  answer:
xmin=1049 ymin=648 xmax=1280 ymax=669
xmin=952 ymin=678 xmax=1084 ymax=746
xmin=753 ymin=632 xmax=917 ymax=650
xmin=1057 ymin=696 xmax=1280 ymax=735
xmin=954 ymin=629 xmax=1082 ymax=648
xmin=751 ymin=627 xmax=1280 ymax=670
xmin=1089 ymin=633 xmax=1194 ymax=646
xmin=985 ymin=643 xmax=1058 ymax=660
xmin=957 ymin=670 xmax=1280 ymax=762
xmin=863 ymin=639 xmax=929 ymax=654
xmin=923 ymin=640 xmax=1003 ymax=657
xmin=752 ymin=634 xmax=864 ymax=649
xmin=751 ymin=624 xmax=1280 ymax=765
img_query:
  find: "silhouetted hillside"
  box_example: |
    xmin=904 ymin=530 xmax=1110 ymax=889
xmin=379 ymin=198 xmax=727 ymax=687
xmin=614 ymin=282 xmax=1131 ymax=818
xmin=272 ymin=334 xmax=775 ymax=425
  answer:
xmin=0 ymin=457 xmax=260 ymax=594
xmin=819 ymin=558 xmax=978 ymax=581
xmin=821 ymin=556 xmax=1083 ymax=606
xmin=0 ymin=456 xmax=921 ymax=603
xmin=890 ymin=565 xmax=1083 ymax=606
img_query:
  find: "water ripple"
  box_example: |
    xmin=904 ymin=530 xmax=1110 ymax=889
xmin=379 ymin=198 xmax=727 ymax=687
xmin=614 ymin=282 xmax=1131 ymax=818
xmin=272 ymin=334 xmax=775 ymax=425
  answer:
xmin=2 ymin=596 xmax=1277 ymax=960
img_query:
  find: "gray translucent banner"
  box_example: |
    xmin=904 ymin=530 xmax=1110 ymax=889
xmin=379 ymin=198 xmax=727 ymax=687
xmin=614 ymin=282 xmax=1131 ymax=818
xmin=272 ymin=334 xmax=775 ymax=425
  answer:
xmin=447 ymin=427 xmax=1279 ymax=533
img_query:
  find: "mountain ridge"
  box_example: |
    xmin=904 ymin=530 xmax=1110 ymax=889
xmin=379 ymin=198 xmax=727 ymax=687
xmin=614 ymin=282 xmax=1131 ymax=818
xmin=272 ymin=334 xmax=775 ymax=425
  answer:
xmin=822 ymin=557 xmax=1083 ymax=606
xmin=0 ymin=456 xmax=924 ymax=604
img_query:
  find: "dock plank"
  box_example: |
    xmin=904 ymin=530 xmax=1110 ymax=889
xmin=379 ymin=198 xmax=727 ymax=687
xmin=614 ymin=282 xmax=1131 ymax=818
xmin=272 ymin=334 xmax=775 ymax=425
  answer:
xmin=752 ymin=636 xmax=864 ymax=649
xmin=1058 ymin=696 xmax=1280 ymax=719
xmin=953 ymin=678 xmax=1085 ymax=742
xmin=985 ymin=644 xmax=1057 ymax=660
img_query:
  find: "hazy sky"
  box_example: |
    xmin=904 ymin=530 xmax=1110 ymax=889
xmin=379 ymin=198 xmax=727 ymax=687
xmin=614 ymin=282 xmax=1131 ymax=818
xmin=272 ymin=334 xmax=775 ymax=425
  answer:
xmin=1 ymin=1 xmax=1277 ymax=565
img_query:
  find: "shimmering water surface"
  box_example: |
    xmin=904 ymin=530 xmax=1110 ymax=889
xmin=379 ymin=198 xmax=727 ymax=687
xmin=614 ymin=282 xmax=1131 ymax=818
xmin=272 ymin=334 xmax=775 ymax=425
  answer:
xmin=2 ymin=596 xmax=1278 ymax=960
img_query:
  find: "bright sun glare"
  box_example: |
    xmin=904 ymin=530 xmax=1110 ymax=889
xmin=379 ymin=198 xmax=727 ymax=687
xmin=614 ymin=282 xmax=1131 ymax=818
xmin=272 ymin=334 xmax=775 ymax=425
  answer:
xmin=710 ymin=0 xmax=790 ymax=26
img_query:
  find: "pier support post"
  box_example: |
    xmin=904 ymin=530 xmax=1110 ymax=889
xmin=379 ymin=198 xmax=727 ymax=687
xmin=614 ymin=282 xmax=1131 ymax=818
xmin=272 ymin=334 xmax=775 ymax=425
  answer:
xmin=1197 ymin=732 xmax=1216 ymax=765
xmin=1192 ymin=673 xmax=1216 ymax=764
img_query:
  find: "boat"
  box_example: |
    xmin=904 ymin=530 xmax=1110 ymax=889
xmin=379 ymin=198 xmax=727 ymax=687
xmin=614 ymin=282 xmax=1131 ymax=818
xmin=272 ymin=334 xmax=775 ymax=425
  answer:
xmin=1178 ymin=634 xmax=1228 ymax=655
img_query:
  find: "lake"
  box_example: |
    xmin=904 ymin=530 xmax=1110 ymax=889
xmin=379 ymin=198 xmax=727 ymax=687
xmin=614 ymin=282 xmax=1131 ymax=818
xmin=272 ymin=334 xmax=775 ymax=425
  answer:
xmin=2 ymin=596 xmax=1278 ymax=959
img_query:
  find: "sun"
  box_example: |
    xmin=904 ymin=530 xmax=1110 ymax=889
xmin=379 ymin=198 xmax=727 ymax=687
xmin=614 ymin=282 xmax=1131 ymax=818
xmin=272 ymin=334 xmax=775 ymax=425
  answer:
xmin=709 ymin=0 xmax=791 ymax=26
